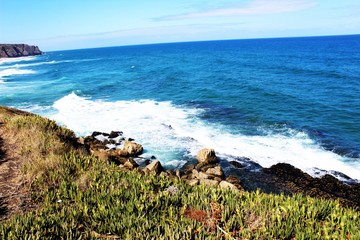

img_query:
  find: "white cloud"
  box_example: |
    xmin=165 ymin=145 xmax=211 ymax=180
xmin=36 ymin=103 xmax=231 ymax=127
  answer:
xmin=155 ymin=0 xmax=316 ymax=21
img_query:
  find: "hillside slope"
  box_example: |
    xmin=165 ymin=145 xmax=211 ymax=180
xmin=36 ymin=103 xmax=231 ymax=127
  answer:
xmin=0 ymin=106 xmax=359 ymax=239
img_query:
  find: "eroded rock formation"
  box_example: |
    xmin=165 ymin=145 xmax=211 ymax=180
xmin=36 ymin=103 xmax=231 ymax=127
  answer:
xmin=0 ymin=44 xmax=43 ymax=58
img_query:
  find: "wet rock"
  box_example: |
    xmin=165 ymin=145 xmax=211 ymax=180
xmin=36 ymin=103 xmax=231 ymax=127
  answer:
xmin=109 ymin=131 xmax=123 ymax=138
xmin=263 ymin=163 xmax=360 ymax=209
xmin=91 ymin=131 xmax=108 ymax=137
xmin=196 ymin=148 xmax=218 ymax=164
xmin=230 ymin=161 xmax=245 ymax=169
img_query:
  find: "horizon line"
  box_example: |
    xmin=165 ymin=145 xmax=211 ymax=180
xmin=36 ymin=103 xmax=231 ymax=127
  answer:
xmin=46 ymin=33 xmax=360 ymax=52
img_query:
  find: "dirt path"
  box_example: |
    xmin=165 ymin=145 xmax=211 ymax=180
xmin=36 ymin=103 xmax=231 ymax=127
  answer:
xmin=0 ymin=118 xmax=33 ymax=220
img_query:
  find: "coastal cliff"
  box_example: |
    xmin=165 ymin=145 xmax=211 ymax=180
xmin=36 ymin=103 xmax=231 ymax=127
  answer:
xmin=0 ymin=44 xmax=43 ymax=58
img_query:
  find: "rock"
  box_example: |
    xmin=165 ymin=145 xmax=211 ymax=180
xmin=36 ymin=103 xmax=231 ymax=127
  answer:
xmin=205 ymin=166 xmax=224 ymax=178
xmin=175 ymin=169 xmax=181 ymax=178
xmin=187 ymin=179 xmax=199 ymax=186
xmin=144 ymin=160 xmax=163 ymax=174
xmin=199 ymin=179 xmax=219 ymax=186
xmin=91 ymin=131 xmax=103 ymax=137
xmin=92 ymin=149 xmax=109 ymax=161
xmin=196 ymin=148 xmax=218 ymax=164
xmin=123 ymin=159 xmax=139 ymax=170
xmin=109 ymin=131 xmax=123 ymax=138
xmin=183 ymin=164 xmax=195 ymax=175
xmin=191 ymin=169 xmax=210 ymax=180
xmin=195 ymin=162 xmax=217 ymax=172
xmin=219 ymin=181 xmax=239 ymax=192
xmin=122 ymin=141 xmax=143 ymax=156
xmin=0 ymin=44 xmax=43 ymax=58
xmin=263 ymin=163 xmax=360 ymax=209
xmin=159 ymin=171 xmax=170 ymax=178
xmin=230 ymin=161 xmax=245 ymax=169
xmin=225 ymin=176 xmax=243 ymax=190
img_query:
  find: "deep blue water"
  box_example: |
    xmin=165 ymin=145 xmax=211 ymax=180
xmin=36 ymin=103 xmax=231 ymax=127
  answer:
xmin=1 ymin=35 xmax=360 ymax=180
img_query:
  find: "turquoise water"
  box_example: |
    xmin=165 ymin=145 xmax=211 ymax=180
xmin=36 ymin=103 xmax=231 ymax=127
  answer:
xmin=1 ymin=35 xmax=359 ymax=180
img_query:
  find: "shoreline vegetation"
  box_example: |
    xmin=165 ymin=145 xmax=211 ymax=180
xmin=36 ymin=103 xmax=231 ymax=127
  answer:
xmin=0 ymin=106 xmax=359 ymax=239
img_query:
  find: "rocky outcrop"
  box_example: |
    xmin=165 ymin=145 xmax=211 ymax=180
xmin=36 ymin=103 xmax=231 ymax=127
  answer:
xmin=0 ymin=44 xmax=43 ymax=58
xmin=196 ymin=148 xmax=218 ymax=164
xmin=262 ymin=163 xmax=360 ymax=209
xmin=82 ymin=132 xmax=360 ymax=209
xmin=181 ymin=149 xmax=242 ymax=191
xmin=83 ymin=131 xmax=143 ymax=166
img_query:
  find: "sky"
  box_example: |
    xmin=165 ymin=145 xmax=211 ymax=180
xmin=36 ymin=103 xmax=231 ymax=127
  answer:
xmin=1 ymin=0 xmax=360 ymax=51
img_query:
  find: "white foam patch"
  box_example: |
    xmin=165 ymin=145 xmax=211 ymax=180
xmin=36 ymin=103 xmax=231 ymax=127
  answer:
xmin=50 ymin=93 xmax=360 ymax=181
xmin=0 ymin=56 xmax=36 ymax=65
xmin=0 ymin=68 xmax=36 ymax=79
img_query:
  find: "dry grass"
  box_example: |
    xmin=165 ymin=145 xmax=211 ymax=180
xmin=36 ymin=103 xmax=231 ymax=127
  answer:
xmin=0 ymin=108 xmax=86 ymax=189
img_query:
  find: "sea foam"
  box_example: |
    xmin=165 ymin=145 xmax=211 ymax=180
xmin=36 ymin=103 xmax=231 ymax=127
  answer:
xmin=50 ymin=93 xmax=360 ymax=181
xmin=0 ymin=68 xmax=36 ymax=80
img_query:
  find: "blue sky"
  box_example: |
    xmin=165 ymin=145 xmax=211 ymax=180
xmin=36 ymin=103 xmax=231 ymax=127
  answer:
xmin=1 ymin=0 xmax=360 ymax=51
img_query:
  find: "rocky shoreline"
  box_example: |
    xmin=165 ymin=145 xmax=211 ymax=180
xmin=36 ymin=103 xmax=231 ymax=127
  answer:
xmin=83 ymin=130 xmax=360 ymax=210
xmin=0 ymin=44 xmax=43 ymax=58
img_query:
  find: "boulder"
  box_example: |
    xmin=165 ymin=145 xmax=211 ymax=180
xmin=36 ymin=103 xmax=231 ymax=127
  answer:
xmin=144 ymin=160 xmax=163 ymax=174
xmin=195 ymin=162 xmax=217 ymax=172
xmin=123 ymin=159 xmax=139 ymax=170
xmin=199 ymin=179 xmax=219 ymax=186
xmin=183 ymin=164 xmax=195 ymax=175
xmin=196 ymin=148 xmax=218 ymax=164
xmin=187 ymin=179 xmax=199 ymax=186
xmin=219 ymin=181 xmax=239 ymax=192
xmin=225 ymin=176 xmax=243 ymax=190
xmin=205 ymin=166 xmax=224 ymax=178
xmin=191 ymin=169 xmax=210 ymax=180
xmin=109 ymin=131 xmax=123 ymax=138
xmin=122 ymin=141 xmax=143 ymax=156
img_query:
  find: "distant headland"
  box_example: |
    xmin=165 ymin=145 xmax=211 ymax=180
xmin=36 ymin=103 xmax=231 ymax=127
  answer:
xmin=0 ymin=44 xmax=43 ymax=58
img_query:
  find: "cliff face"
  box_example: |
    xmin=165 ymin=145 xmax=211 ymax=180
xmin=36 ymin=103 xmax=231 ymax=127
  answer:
xmin=0 ymin=44 xmax=43 ymax=58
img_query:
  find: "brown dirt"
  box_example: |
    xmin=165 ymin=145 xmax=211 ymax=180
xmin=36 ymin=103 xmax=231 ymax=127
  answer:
xmin=0 ymin=107 xmax=35 ymax=220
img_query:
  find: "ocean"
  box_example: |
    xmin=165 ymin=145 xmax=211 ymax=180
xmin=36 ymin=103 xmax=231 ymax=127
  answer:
xmin=1 ymin=35 xmax=359 ymax=181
